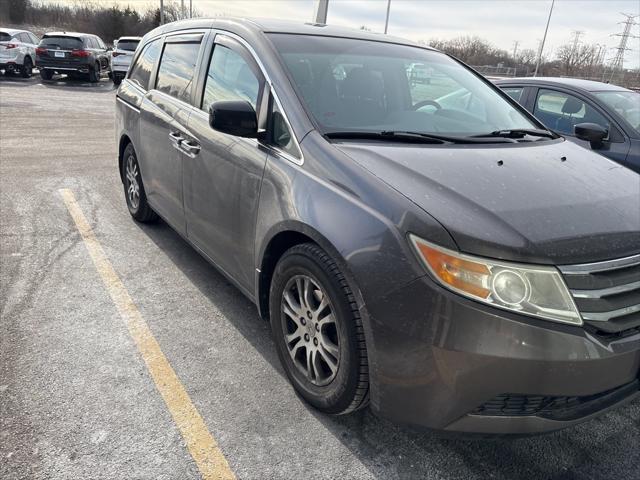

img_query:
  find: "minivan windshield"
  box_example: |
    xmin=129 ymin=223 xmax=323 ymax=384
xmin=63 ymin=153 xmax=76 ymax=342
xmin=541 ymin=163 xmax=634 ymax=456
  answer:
xmin=269 ymin=34 xmax=540 ymax=138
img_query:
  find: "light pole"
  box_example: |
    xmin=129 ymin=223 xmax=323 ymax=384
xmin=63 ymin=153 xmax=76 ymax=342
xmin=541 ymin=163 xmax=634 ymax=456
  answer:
xmin=534 ymin=0 xmax=554 ymax=77
xmin=160 ymin=0 xmax=164 ymax=24
xmin=384 ymin=0 xmax=391 ymax=34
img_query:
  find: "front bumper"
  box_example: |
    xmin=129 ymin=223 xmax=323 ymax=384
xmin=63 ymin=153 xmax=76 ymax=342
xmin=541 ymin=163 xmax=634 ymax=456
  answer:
xmin=365 ymin=275 xmax=640 ymax=434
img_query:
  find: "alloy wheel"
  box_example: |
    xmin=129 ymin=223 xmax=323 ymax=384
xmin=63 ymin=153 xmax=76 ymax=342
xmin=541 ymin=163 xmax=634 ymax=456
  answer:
xmin=281 ymin=274 xmax=340 ymax=386
xmin=125 ymin=155 xmax=140 ymax=210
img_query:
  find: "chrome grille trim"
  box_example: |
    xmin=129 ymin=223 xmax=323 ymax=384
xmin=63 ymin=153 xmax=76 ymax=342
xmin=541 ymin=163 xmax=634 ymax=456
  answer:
xmin=571 ymin=280 xmax=640 ymax=299
xmin=581 ymin=304 xmax=640 ymax=322
xmin=558 ymin=253 xmax=640 ymax=275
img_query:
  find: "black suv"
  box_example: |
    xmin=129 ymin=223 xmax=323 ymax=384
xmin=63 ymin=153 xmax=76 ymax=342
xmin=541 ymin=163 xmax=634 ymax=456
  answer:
xmin=36 ymin=32 xmax=111 ymax=82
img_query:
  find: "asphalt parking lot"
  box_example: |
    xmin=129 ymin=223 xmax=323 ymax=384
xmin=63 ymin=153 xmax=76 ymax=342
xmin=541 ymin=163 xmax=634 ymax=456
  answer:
xmin=1 ymin=73 xmax=639 ymax=480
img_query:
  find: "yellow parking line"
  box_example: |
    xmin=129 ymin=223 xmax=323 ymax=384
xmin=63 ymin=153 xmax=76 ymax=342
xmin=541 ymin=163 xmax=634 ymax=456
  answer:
xmin=59 ymin=188 xmax=235 ymax=480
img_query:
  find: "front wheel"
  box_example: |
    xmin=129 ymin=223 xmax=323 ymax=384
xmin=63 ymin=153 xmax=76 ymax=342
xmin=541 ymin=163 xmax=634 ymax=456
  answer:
xmin=269 ymin=243 xmax=369 ymax=415
xmin=122 ymin=143 xmax=158 ymax=223
xmin=40 ymin=69 xmax=53 ymax=80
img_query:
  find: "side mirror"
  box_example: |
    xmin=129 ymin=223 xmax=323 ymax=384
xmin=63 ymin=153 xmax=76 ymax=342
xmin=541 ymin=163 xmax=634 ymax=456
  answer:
xmin=209 ymin=100 xmax=258 ymax=138
xmin=574 ymin=122 xmax=607 ymax=149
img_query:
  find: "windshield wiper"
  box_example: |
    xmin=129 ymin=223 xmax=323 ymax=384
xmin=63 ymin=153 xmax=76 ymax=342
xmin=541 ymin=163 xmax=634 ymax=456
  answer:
xmin=471 ymin=128 xmax=557 ymax=139
xmin=326 ymin=130 xmax=516 ymax=144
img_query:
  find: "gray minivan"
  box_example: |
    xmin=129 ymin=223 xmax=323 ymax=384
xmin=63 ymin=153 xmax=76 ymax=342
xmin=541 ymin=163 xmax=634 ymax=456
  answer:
xmin=115 ymin=18 xmax=640 ymax=435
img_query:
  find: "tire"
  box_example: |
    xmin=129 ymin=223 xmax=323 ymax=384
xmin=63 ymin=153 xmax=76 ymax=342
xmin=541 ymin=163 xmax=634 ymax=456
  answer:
xmin=40 ymin=69 xmax=53 ymax=80
xmin=89 ymin=62 xmax=100 ymax=83
xmin=269 ymin=243 xmax=369 ymax=415
xmin=113 ymin=75 xmax=121 ymax=86
xmin=21 ymin=57 xmax=33 ymax=78
xmin=122 ymin=143 xmax=158 ymax=223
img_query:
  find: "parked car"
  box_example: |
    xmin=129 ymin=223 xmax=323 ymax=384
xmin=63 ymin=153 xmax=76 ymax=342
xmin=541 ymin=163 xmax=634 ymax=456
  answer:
xmin=116 ymin=19 xmax=640 ymax=435
xmin=36 ymin=32 xmax=111 ymax=82
xmin=406 ymin=62 xmax=432 ymax=85
xmin=0 ymin=28 xmax=38 ymax=78
xmin=496 ymin=77 xmax=640 ymax=173
xmin=111 ymin=36 xmax=141 ymax=85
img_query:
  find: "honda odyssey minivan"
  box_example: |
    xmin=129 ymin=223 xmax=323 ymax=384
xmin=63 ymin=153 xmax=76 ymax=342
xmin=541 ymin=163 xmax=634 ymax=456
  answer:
xmin=115 ymin=18 xmax=640 ymax=435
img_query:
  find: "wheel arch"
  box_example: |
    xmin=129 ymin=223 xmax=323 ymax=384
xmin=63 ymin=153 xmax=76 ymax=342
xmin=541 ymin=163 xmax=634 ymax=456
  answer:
xmin=118 ymin=134 xmax=133 ymax=182
xmin=256 ymin=221 xmax=359 ymax=322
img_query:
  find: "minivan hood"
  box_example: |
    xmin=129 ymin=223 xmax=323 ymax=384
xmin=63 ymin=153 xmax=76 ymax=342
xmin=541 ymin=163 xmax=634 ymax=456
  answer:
xmin=335 ymin=139 xmax=640 ymax=265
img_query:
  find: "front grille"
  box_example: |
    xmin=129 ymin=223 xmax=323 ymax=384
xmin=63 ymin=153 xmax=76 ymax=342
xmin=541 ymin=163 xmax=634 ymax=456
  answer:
xmin=472 ymin=380 xmax=639 ymax=421
xmin=559 ymin=254 xmax=640 ymax=335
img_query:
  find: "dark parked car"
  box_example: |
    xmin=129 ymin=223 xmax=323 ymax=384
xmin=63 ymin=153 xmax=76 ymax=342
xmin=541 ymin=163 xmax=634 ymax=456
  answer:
xmin=36 ymin=32 xmax=111 ymax=82
xmin=116 ymin=19 xmax=640 ymax=435
xmin=496 ymin=77 xmax=640 ymax=173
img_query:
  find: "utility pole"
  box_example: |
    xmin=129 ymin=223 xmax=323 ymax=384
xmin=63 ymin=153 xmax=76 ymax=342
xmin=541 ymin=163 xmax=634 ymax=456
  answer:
xmin=190 ymin=0 xmax=192 ymax=18
xmin=160 ymin=0 xmax=164 ymax=24
xmin=512 ymin=40 xmax=519 ymax=59
xmin=181 ymin=0 xmax=185 ymax=19
xmin=534 ymin=0 xmax=554 ymax=77
xmin=384 ymin=0 xmax=391 ymax=34
xmin=607 ymin=13 xmax=638 ymax=82
xmin=313 ymin=0 xmax=329 ymax=24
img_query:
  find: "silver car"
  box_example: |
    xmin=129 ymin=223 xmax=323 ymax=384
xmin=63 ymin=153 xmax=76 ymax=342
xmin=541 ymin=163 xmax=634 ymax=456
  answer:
xmin=110 ymin=36 xmax=141 ymax=85
xmin=0 ymin=28 xmax=38 ymax=77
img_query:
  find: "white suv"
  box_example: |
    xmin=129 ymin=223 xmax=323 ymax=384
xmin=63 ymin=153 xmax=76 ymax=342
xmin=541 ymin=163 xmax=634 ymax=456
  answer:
xmin=110 ymin=36 xmax=141 ymax=85
xmin=0 ymin=28 xmax=39 ymax=78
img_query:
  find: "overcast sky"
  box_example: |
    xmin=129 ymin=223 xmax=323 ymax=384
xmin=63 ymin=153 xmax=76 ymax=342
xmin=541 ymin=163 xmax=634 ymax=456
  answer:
xmin=45 ymin=0 xmax=640 ymax=67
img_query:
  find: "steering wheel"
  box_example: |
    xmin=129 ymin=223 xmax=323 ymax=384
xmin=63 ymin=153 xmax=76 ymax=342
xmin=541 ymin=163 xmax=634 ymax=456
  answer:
xmin=413 ymin=99 xmax=442 ymax=111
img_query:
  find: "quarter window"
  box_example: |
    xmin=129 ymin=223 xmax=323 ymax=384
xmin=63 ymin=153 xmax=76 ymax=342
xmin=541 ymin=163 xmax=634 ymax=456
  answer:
xmin=156 ymin=41 xmax=201 ymax=103
xmin=502 ymin=87 xmax=524 ymax=102
xmin=270 ymin=100 xmax=301 ymax=159
xmin=534 ymin=89 xmax=609 ymax=135
xmin=128 ymin=38 xmax=162 ymax=91
xmin=201 ymin=44 xmax=260 ymax=113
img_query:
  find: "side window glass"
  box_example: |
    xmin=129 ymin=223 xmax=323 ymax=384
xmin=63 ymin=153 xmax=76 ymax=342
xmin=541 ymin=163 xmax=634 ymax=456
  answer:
xmin=201 ymin=44 xmax=260 ymax=113
xmin=18 ymin=33 xmax=28 ymax=43
xmin=97 ymin=37 xmax=105 ymax=49
xmin=129 ymin=38 xmax=162 ymax=91
xmin=30 ymin=33 xmax=39 ymax=44
xmin=502 ymin=87 xmax=523 ymax=102
xmin=535 ymin=89 xmax=609 ymax=135
xmin=270 ymin=99 xmax=301 ymax=159
xmin=155 ymin=41 xmax=201 ymax=103
xmin=86 ymin=37 xmax=96 ymax=49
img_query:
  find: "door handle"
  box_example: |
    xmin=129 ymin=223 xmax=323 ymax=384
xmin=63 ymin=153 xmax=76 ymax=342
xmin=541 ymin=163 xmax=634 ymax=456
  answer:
xmin=180 ymin=140 xmax=201 ymax=156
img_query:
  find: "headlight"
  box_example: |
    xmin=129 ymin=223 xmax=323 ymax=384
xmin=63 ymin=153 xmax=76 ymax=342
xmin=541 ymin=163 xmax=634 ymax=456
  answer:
xmin=409 ymin=235 xmax=582 ymax=325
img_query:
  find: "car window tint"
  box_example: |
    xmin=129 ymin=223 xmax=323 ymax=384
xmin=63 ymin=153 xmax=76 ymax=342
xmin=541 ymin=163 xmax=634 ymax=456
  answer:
xmin=118 ymin=40 xmax=139 ymax=52
xmin=156 ymin=41 xmax=201 ymax=103
xmin=270 ymin=100 xmax=301 ymax=158
xmin=502 ymin=87 xmax=524 ymax=102
xmin=128 ymin=38 xmax=162 ymax=91
xmin=40 ymin=36 xmax=83 ymax=50
xmin=0 ymin=32 xmax=11 ymax=41
xmin=535 ymin=89 xmax=610 ymax=135
xmin=202 ymin=44 xmax=260 ymax=113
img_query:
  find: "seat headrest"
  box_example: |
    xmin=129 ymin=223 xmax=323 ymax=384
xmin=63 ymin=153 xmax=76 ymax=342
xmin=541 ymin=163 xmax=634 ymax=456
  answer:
xmin=341 ymin=67 xmax=383 ymax=100
xmin=561 ymin=96 xmax=584 ymax=114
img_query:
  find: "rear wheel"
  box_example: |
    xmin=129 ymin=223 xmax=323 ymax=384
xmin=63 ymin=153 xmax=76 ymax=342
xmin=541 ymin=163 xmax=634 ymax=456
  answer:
xmin=89 ymin=62 xmax=100 ymax=83
xmin=21 ymin=57 xmax=33 ymax=78
xmin=112 ymin=74 xmax=121 ymax=86
xmin=269 ymin=243 xmax=369 ymax=415
xmin=40 ymin=69 xmax=53 ymax=80
xmin=122 ymin=143 xmax=158 ymax=223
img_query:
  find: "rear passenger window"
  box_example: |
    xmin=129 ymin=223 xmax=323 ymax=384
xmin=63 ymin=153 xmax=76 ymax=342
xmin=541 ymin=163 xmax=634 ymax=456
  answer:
xmin=201 ymin=44 xmax=261 ymax=113
xmin=129 ymin=38 xmax=162 ymax=91
xmin=156 ymin=41 xmax=201 ymax=103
